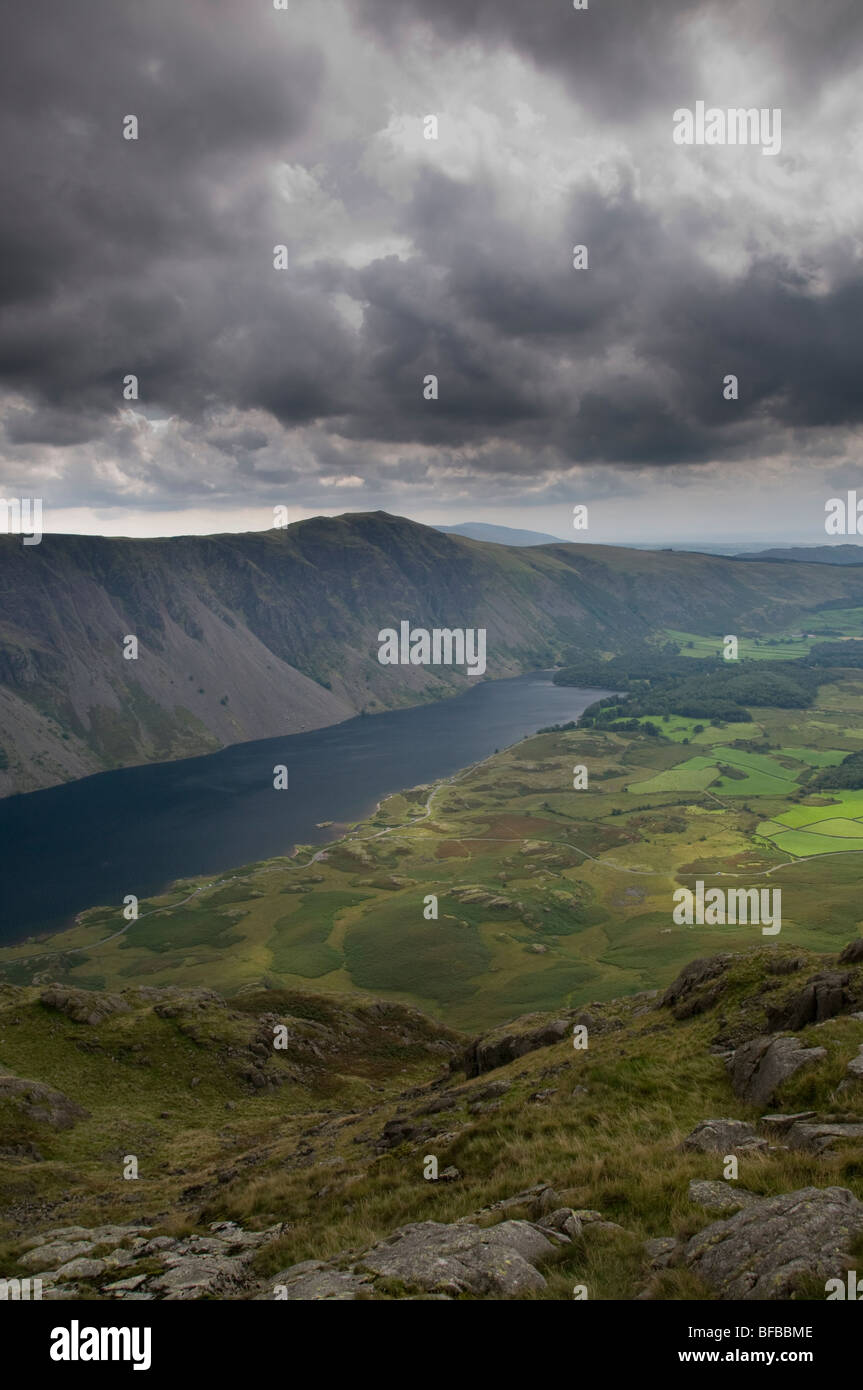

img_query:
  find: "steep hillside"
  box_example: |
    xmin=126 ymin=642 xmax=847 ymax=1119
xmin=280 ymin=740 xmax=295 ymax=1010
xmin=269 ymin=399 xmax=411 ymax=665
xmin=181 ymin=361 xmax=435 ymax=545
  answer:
xmin=4 ymin=511 xmax=863 ymax=794
xmin=2 ymin=944 xmax=863 ymax=1301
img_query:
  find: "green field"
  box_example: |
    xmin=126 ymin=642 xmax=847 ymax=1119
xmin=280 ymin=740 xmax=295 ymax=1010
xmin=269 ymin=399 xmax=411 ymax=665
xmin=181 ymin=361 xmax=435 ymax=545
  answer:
xmin=3 ymin=664 xmax=863 ymax=1029
xmin=662 ymin=611 xmax=863 ymax=661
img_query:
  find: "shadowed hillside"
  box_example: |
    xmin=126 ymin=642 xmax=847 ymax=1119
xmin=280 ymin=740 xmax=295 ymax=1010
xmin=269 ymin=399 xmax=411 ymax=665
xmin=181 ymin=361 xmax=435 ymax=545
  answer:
xmin=4 ymin=512 xmax=863 ymax=795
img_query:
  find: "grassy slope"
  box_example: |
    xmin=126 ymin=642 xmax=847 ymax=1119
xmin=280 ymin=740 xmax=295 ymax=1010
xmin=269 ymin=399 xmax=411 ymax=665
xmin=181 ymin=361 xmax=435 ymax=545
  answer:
xmin=4 ymin=670 xmax=863 ymax=1297
xmin=5 ymin=673 xmax=863 ymax=1032
xmin=2 ymin=948 xmax=863 ymax=1300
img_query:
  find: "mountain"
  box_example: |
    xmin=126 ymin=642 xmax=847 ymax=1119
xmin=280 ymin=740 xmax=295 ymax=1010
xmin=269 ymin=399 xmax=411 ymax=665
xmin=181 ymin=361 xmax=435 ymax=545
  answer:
xmin=5 ymin=510 xmax=863 ymax=795
xmin=742 ymin=545 xmax=863 ymax=565
xmin=434 ymin=521 xmax=567 ymax=546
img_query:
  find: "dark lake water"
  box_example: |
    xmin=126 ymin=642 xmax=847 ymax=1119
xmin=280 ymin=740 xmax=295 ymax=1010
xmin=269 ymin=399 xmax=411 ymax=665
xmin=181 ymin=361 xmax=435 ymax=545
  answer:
xmin=0 ymin=673 xmax=605 ymax=944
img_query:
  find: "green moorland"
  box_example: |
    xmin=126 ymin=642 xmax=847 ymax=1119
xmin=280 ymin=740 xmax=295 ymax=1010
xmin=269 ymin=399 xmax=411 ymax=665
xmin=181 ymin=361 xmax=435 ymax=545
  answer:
xmin=5 ymin=668 xmax=863 ymax=1033
xmin=3 ymin=656 xmax=863 ymax=1299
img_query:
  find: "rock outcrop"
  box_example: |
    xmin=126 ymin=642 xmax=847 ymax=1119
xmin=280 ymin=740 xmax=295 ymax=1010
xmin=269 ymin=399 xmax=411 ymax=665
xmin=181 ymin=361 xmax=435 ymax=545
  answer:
xmin=683 ymin=1186 xmax=863 ymax=1299
xmin=727 ymin=1035 xmax=827 ymax=1106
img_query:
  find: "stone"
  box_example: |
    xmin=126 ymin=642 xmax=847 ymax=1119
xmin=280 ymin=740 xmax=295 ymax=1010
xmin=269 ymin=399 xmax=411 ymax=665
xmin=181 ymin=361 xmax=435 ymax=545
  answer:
xmin=659 ymin=955 xmax=734 ymax=1011
xmin=544 ymin=1208 xmax=583 ymax=1240
xmin=19 ymin=1242 xmax=95 ymax=1272
xmin=359 ymin=1219 xmax=556 ymax=1297
xmin=454 ymin=1015 xmax=570 ymax=1078
xmin=681 ymin=1119 xmax=768 ymax=1154
xmin=644 ymin=1237 xmax=677 ymax=1267
xmin=55 ymin=1257 xmax=106 ymax=1280
xmin=785 ymin=1121 xmax=863 ymax=1155
xmin=838 ymin=939 xmax=863 ymax=965
xmin=688 ymin=1180 xmax=761 ymax=1214
xmin=0 ymin=1073 xmax=89 ymax=1130
xmin=103 ymin=1274 xmax=149 ymax=1292
xmin=684 ymin=1186 xmax=863 ymax=1299
xmin=758 ymin=1112 xmax=817 ymax=1134
xmin=727 ymin=1035 xmax=827 ymax=1106
xmin=39 ymin=984 xmax=130 ymax=1025
xmin=766 ymin=972 xmax=852 ymax=1031
xmin=258 ymin=1266 xmax=372 ymax=1300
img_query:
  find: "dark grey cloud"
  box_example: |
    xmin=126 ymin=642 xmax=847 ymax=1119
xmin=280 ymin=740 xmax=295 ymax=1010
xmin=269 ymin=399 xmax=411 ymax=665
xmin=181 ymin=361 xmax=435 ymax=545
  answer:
xmin=0 ymin=0 xmax=861 ymax=522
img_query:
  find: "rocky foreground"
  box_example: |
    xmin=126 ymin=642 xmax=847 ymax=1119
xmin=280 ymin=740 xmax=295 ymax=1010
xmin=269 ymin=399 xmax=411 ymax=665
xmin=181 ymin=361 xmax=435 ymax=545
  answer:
xmin=3 ymin=941 xmax=863 ymax=1299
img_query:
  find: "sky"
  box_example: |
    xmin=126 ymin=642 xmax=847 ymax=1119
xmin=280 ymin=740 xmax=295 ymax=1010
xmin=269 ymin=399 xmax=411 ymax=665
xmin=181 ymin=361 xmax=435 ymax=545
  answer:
xmin=1 ymin=0 xmax=862 ymax=544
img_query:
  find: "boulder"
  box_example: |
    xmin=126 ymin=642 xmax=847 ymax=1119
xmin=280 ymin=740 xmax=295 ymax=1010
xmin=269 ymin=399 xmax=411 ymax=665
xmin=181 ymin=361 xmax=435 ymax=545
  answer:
xmin=644 ymin=1236 xmax=677 ymax=1267
xmin=0 ymin=1073 xmax=89 ymax=1130
xmin=358 ymin=1219 xmax=556 ymax=1297
xmin=19 ymin=1241 xmax=96 ymax=1272
xmin=766 ymin=972 xmax=852 ymax=1031
xmin=727 ymin=1035 xmax=827 ymax=1106
xmin=839 ymin=939 xmax=863 ymax=965
xmin=785 ymin=1121 xmax=863 ymax=1155
xmin=688 ymin=1180 xmax=761 ymax=1214
xmin=260 ymin=1264 xmax=373 ymax=1301
xmin=659 ymin=955 xmax=734 ymax=1011
xmin=758 ymin=1111 xmax=817 ymax=1135
xmin=681 ymin=1119 xmax=767 ymax=1154
xmin=544 ymin=1208 xmax=583 ymax=1240
xmin=39 ymin=985 xmax=130 ymax=1025
xmin=455 ymin=1016 xmax=569 ymax=1078
xmin=684 ymin=1186 xmax=863 ymax=1299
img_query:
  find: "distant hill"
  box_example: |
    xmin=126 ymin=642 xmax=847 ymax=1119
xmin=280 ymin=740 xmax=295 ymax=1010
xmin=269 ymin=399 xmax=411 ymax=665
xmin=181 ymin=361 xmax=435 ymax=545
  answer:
xmin=742 ymin=545 xmax=863 ymax=565
xmin=434 ymin=521 xmax=567 ymax=546
xmin=5 ymin=510 xmax=863 ymax=795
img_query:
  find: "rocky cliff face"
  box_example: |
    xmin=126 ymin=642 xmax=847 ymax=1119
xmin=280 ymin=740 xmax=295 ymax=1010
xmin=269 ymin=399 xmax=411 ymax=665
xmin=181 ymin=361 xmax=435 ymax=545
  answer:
xmin=3 ymin=510 xmax=863 ymax=795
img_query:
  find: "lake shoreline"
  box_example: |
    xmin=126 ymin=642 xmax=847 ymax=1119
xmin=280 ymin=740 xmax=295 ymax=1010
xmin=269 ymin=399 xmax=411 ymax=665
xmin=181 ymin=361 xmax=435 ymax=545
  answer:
xmin=0 ymin=673 xmax=610 ymax=945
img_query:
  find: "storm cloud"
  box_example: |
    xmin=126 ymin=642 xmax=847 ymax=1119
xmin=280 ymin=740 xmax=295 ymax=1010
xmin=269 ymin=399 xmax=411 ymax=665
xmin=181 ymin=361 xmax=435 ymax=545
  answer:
xmin=0 ymin=0 xmax=861 ymax=532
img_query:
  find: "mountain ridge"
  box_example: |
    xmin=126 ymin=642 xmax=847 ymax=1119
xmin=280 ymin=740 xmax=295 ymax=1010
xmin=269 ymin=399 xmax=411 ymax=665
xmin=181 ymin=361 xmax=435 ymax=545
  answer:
xmin=4 ymin=510 xmax=863 ymax=795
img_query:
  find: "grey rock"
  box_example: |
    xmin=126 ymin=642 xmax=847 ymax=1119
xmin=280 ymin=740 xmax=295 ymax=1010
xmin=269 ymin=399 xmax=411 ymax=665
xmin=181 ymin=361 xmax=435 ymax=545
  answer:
xmin=55 ymin=1258 xmax=107 ymax=1280
xmin=786 ymin=1121 xmax=863 ymax=1154
xmin=455 ymin=1016 xmax=569 ymax=1078
xmin=39 ymin=984 xmax=130 ymax=1025
xmin=688 ymin=1179 xmax=761 ymax=1214
xmin=545 ymin=1208 xmax=583 ymax=1240
xmin=838 ymin=939 xmax=863 ymax=965
xmin=103 ymin=1274 xmax=149 ymax=1292
xmin=758 ymin=1112 xmax=817 ymax=1134
xmin=684 ymin=1186 xmax=863 ymax=1299
xmin=766 ymin=971 xmax=852 ymax=1031
xmin=259 ymin=1266 xmax=373 ymax=1300
xmin=0 ymin=1073 xmax=89 ymax=1130
xmin=19 ymin=1241 xmax=95 ymax=1272
xmin=462 ymin=1182 xmax=558 ymax=1223
xmin=681 ymin=1119 xmax=768 ymax=1154
xmin=660 ymin=955 xmax=734 ymax=1011
xmin=727 ymin=1035 xmax=827 ymax=1106
xmin=644 ymin=1237 xmax=678 ymax=1267
xmin=359 ymin=1219 xmax=555 ymax=1297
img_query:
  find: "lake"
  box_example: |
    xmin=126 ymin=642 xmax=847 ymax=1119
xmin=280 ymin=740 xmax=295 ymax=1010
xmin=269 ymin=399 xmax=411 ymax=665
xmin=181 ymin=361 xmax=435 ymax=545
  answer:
xmin=0 ymin=673 xmax=605 ymax=944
